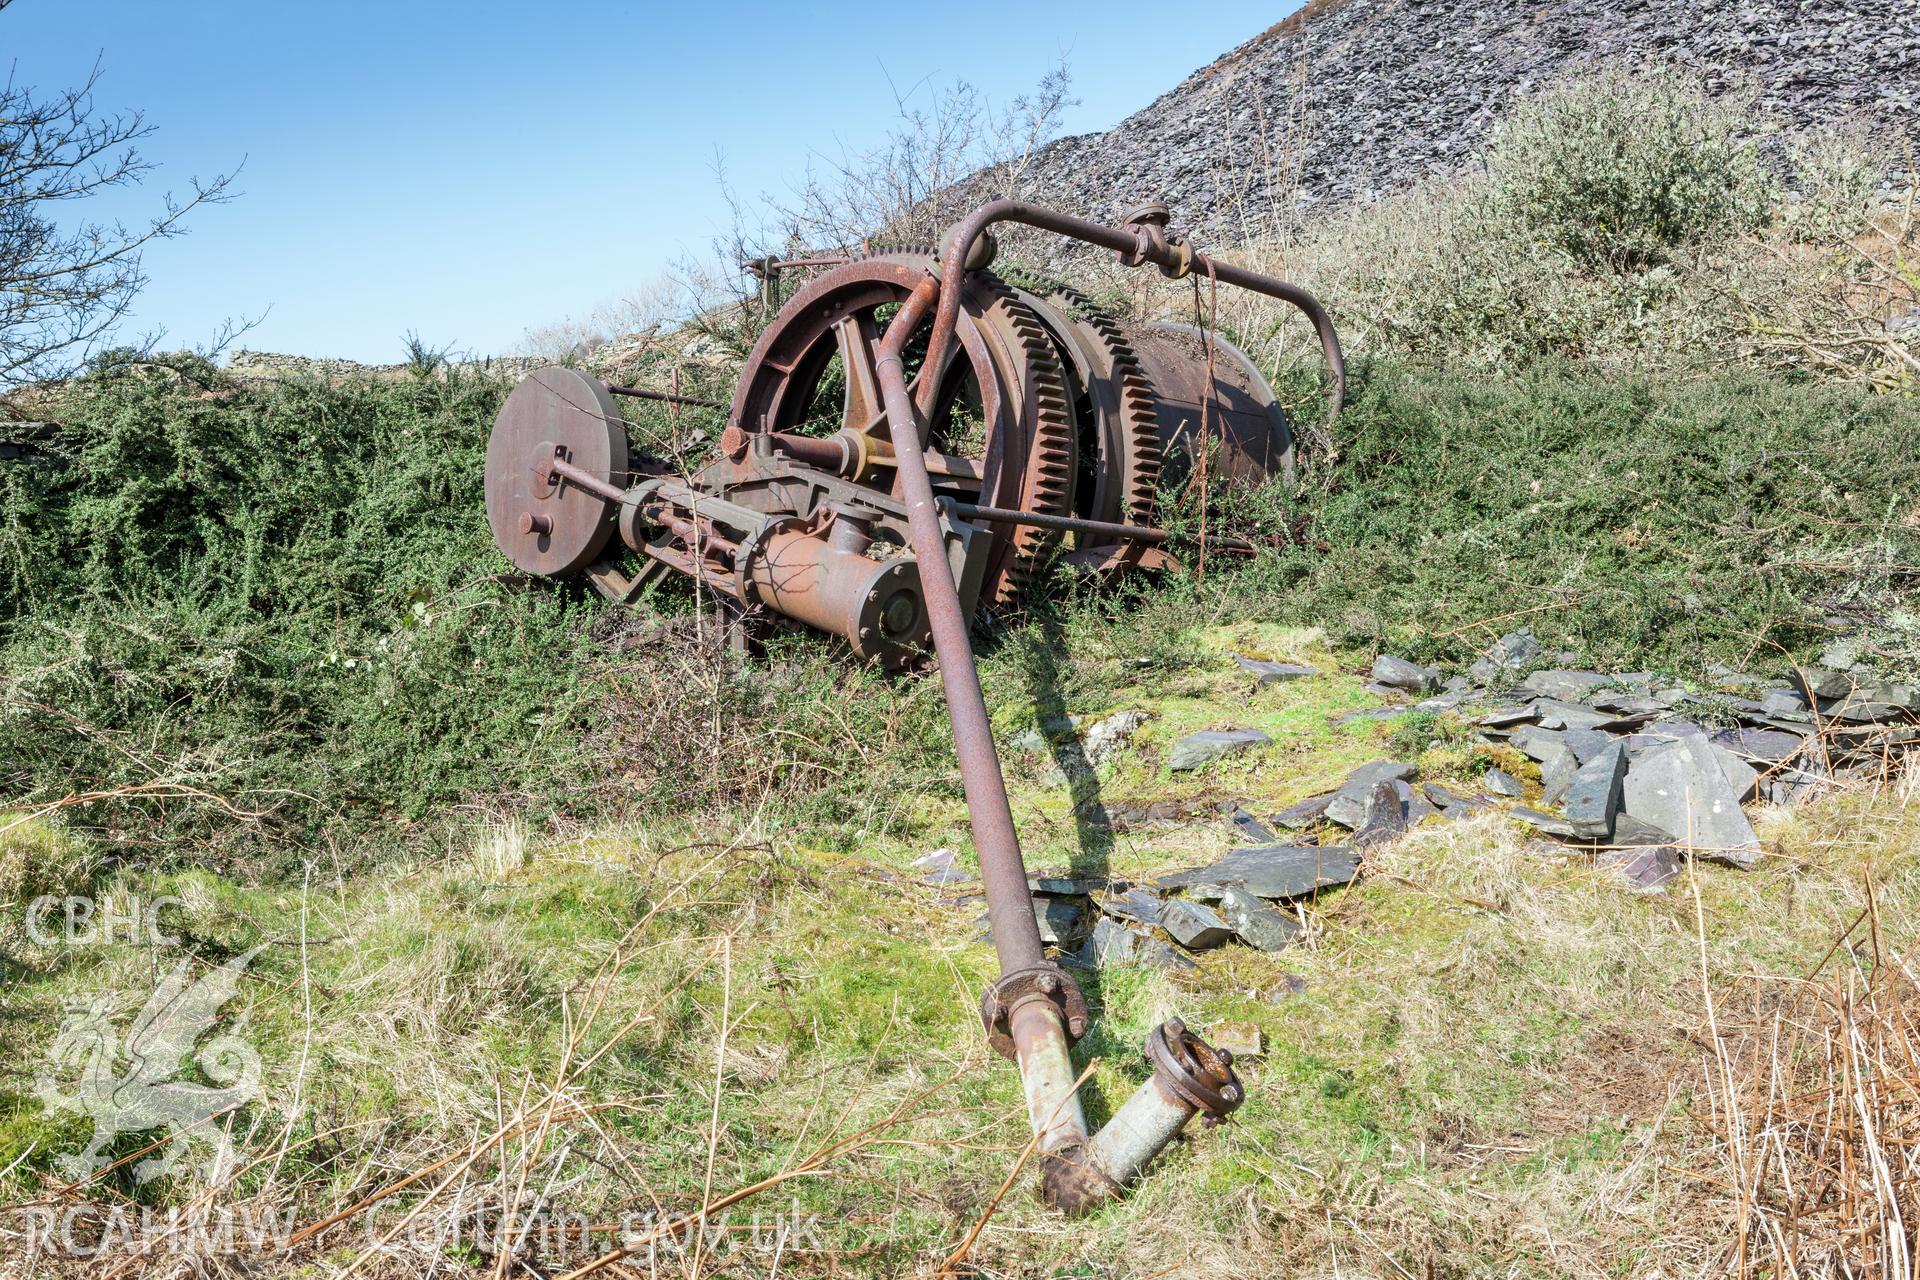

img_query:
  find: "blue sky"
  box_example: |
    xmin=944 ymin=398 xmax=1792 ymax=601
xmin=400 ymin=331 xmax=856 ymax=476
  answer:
xmin=5 ymin=1 xmax=1291 ymax=363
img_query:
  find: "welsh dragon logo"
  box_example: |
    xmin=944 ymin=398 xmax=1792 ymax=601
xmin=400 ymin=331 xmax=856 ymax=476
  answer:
xmin=35 ymin=946 xmax=267 ymax=1183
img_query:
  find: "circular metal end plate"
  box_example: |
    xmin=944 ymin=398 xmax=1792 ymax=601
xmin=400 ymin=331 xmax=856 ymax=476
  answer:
xmin=486 ymin=367 xmax=629 ymax=576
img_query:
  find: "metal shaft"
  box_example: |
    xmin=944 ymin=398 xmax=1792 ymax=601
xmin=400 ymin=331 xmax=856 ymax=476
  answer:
xmin=607 ymin=384 xmax=726 ymax=410
xmin=940 ymin=499 xmax=1257 ymax=554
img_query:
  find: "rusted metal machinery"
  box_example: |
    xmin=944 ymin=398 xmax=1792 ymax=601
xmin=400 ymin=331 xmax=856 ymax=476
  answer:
xmin=484 ymin=198 xmax=1344 ymax=1214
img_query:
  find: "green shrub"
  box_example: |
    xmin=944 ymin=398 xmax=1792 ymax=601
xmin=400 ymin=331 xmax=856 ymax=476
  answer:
xmin=1482 ymin=67 xmax=1774 ymax=274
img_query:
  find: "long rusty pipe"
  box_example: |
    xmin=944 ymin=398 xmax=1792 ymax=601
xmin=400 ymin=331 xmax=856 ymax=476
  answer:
xmin=916 ymin=199 xmax=1345 ymax=429
xmin=873 ymin=275 xmax=1114 ymax=1209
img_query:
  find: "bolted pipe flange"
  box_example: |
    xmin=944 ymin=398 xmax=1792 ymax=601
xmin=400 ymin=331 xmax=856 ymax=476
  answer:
xmin=1144 ymin=1017 xmax=1243 ymax=1127
xmin=980 ymin=963 xmax=1090 ymax=1060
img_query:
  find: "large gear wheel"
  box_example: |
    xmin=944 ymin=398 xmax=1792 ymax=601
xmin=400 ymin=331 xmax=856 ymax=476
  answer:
xmin=1002 ymin=270 xmax=1164 ymax=528
xmin=728 ymin=249 xmax=1077 ymax=609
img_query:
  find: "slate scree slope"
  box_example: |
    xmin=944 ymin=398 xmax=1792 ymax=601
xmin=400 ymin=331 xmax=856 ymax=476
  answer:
xmin=1011 ymin=0 xmax=1920 ymax=237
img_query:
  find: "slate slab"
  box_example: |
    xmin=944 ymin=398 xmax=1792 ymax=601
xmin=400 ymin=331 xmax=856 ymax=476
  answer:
xmin=1324 ymin=760 xmax=1420 ymax=828
xmin=1509 ymin=725 xmax=1566 ymax=762
xmin=1599 ymin=844 xmax=1684 ymax=892
xmin=1621 ymin=737 xmax=1762 ymax=867
xmin=1480 ymin=705 xmax=1540 ymax=728
xmin=1352 ymin=779 xmax=1411 ymax=849
xmin=1760 ymin=689 xmax=1814 ymax=718
xmin=1530 ymin=699 xmax=1618 ymax=731
xmin=1097 ymin=887 xmax=1166 ymax=926
xmin=1273 ymin=790 xmax=1337 ymax=829
xmin=1072 ymin=918 xmax=1196 ymax=972
xmin=1161 ymin=898 xmax=1233 ymax=949
xmin=1218 ymin=886 xmax=1303 ymax=951
xmin=1237 ymin=656 xmax=1318 ymax=685
xmin=1510 ymin=806 xmax=1578 ymax=837
xmin=1157 ymin=844 xmax=1360 ymax=900
xmin=1424 ymin=782 xmax=1493 ymax=812
xmin=1484 ymin=767 xmax=1525 ymax=798
xmin=1712 ymin=728 xmax=1809 ymax=763
xmin=1561 ymin=729 xmax=1616 ymax=763
xmin=1169 ymin=728 xmax=1271 ymax=772
xmin=1520 ymin=670 xmax=1615 ymax=702
xmin=1563 ymin=742 xmax=1628 ymax=839
xmin=1371 ymin=654 xmax=1442 ymax=693
xmin=1221 ymin=802 xmax=1279 ymax=843
xmin=1468 ymin=629 xmax=1543 ymax=686
xmin=1540 ymin=743 xmax=1581 ymax=808
xmin=912 ymin=847 xmax=969 ymax=885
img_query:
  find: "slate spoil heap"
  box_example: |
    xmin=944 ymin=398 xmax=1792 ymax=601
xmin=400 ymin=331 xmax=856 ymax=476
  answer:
xmin=965 ymin=628 xmax=1914 ymax=975
xmin=1000 ymin=0 xmax=1920 ymax=236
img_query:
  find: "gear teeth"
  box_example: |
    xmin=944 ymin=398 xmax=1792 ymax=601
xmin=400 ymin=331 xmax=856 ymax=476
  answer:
xmin=999 ymin=267 xmax=1164 ymax=528
xmin=973 ymin=273 xmax=1078 ymax=610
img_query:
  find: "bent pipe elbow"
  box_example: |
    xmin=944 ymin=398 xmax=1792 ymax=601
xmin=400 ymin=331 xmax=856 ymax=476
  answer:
xmin=927 ymin=198 xmax=1345 ymax=431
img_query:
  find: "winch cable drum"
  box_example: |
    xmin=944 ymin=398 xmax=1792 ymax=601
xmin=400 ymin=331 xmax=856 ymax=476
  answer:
xmin=483 ymin=197 xmax=1344 ymax=1214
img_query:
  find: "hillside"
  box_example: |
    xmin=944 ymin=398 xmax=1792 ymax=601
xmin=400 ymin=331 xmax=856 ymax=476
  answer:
xmin=1011 ymin=0 xmax=1920 ymax=236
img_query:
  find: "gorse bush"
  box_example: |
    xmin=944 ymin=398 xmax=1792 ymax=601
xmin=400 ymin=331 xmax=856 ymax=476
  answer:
xmin=0 ymin=365 xmax=957 ymax=868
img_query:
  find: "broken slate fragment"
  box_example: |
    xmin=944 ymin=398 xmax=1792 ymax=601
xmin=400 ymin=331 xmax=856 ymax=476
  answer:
xmin=1273 ymin=790 xmax=1337 ymax=829
xmin=1072 ymin=918 xmax=1196 ymax=972
xmin=1610 ymin=813 xmax=1678 ymax=846
xmin=1540 ymin=744 xmax=1581 ymax=808
xmin=1484 ymin=767 xmax=1525 ymax=798
xmin=1509 ymin=725 xmax=1567 ymax=762
xmin=1221 ymin=802 xmax=1279 ymax=843
xmin=1519 ymin=670 xmax=1615 ymax=703
xmin=1217 ymin=886 xmax=1304 ymax=952
xmin=912 ymin=847 xmax=969 ymax=885
xmin=1598 ymin=845 xmax=1683 ymax=893
xmin=1423 ymin=782 xmax=1492 ymax=812
xmin=1712 ymin=727 xmax=1807 ymax=764
xmin=976 ymin=896 xmax=1088 ymax=946
xmin=1620 ymin=737 xmax=1762 ymax=868
xmin=1157 ymin=844 xmax=1360 ymax=901
xmin=1237 ymin=655 xmax=1317 ymax=685
xmin=1097 ymin=887 xmax=1166 ymax=926
xmin=1168 ymin=728 xmax=1271 ymax=772
xmin=1468 ymin=629 xmax=1544 ymax=686
xmin=1371 ymin=654 xmax=1442 ymax=693
xmin=1510 ymin=806 xmax=1578 ymax=837
xmin=1160 ymin=898 xmax=1233 ymax=949
xmin=1323 ymin=760 xmax=1420 ymax=828
xmin=1530 ymin=699 xmax=1618 ymax=731
xmin=1480 ymin=705 xmax=1541 ymax=728
xmin=1352 ymin=780 xmax=1411 ymax=849
xmin=1563 ymin=742 xmax=1628 ymax=839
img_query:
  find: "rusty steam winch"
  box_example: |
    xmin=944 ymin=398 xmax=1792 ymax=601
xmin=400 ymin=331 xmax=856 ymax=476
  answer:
xmin=486 ymin=208 xmax=1336 ymax=667
xmin=485 ymin=199 xmax=1344 ymax=1215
